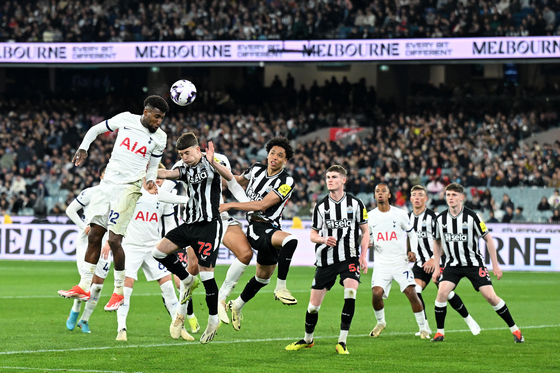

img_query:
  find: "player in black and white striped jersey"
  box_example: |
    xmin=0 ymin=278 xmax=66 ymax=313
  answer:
xmin=408 ymin=185 xmax=480 ymax=337
xmin=220 ymin=137 xmax=299 ymax=331
xmin=151 ymin=133 xmax=236 ymax=344
xmin=285 ymin=165 xmax=369 ymax=354
xmin=431 ymin=183 xmax=524 ymax=343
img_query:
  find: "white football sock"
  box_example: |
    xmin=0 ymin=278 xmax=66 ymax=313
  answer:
xmin=72 ymin=299 xmax=82 ymax=313
xmin=117 ymin=286 xmax=133 ymax=331
xmin=78 ymin=263 xmax=96 ymax=292
xmin=374 ymin=308 xmax=386 ymax=324
xmin=160 ymin=281 xmax=179 ymax=316
xmin=113 ymin=270 xmax=125 ymax=296
xmin=218 ymin=259 xmax=248 ymax=302
xmin=81 ymin=283 xmax=103 ymax=322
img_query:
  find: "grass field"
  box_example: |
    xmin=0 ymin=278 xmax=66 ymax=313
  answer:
xmin=0 ymin=260 xmax=558 ymax=373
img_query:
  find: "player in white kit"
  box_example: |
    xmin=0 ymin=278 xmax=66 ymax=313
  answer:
xmin=59 ymin=95 xmax=169 ymax=312
xmin=64 ymin=165 xmax=110 ymax=333
xmin=116 ymin=164 xmax=194 ymax=341
xmin=368 ymin=183 xmax=430 ymax=339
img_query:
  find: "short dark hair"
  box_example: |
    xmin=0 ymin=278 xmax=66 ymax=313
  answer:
xmin=99 ymin=165 xmax=107 ymax=176
xmin=266 ymin=137 xmax=294 ymax=160
xmin=144 ymin=95 xmax=169 ymax=113
xmin=176 ymin=133 xmax=199 ymax=150
xmin=445 ymin=183 xmax=464 ymax=194
xmin=411 ymin=185 xmax=427 ymax=194
xmin=326 ymin=165 xmax=347 ymax=177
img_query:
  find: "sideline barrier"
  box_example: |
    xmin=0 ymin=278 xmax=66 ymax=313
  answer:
xmin=0 ymin=222 xmax=558 ymax=271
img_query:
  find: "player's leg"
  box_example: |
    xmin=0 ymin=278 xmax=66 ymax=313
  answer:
xmin=153 ymin=229 xmax=197 ymax=303
xmin=115 ymin=276 xmax=134 ymax=341
xmin=196 ymin=220 xmax=223 ymax=344
xmin=432 ymin=278 xmax=456 ymax=342
xmin=67 ymin=234 xmax=88 ymax=330
xmin=403 ymin=284 xmax=430 ymax=339
xmin=369 ymin=266 xmax=392 ymax=337
xmin=445 ymin=289 xmax=480 ymax=335
xmin=286 ymin=287 xmax=327 ymax=351
xmin=412 ymin=263 xmax=431 ymax=335
xmin=218 ymin=223 xmax=253 ymax=323
xmin=228 ymin=263 xmax=276 ymax=331
xmin=271 ymin=230 xmax=298 ymax=305
xmin=77 ymin=252 xmax=111 ymax=334
xmin=478 ymin=281 xmax=524 ymax=343
xmin=103 ymin=231 xmax=125 ymax=308
xmin=337 ymin=277 xmax=359 ymax=354
xmin=58 ymin=223 xmax=106 ymax=299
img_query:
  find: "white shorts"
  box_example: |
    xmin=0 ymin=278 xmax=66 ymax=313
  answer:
xmin=88 ymin=179 xmax=143 ymax=236
xmin=371 ymin=260 xmax=416 ymax=299
xmin=76 ymin=231 xmax=111 ymax=279
xmin=219 ymin=215 xmax=243 ymax=243
xmin=124 ymin=244 xmax=170 ymax=282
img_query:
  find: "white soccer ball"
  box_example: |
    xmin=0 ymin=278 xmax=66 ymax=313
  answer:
xmin=170 ymin=79 xmax=197 ymax=106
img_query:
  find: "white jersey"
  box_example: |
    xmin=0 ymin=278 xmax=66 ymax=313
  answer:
xmin=368 ymin=206 xmax=414 ymax=265
xmin=122 ymin=187 xmax=176 ymax=249
xmin=79 ymin=112 xmax=167 ymax=184
xmin=75 ymin=185 xmax=100 ymax=226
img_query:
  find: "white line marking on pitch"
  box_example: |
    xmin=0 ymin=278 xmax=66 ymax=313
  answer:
xmin=1 ymin=324 xmax=557 ymax=356
xmin=0 ymin=367 xmax=141 ymax=373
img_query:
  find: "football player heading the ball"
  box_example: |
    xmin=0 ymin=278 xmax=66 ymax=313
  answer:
xmin=58 ymin=95 xmax=169 ymax=313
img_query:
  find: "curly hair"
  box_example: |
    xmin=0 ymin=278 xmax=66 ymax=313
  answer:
xmin=266 ymin=137 xmax=294 ymax=160
xmin=144 ymin=95 xmax=169 ymax=113
xmin=375 ymin=183 xmax=396 ymax=205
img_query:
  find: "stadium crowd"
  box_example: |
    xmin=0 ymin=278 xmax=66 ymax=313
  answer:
xmin=1 ymin=74 xmax=559 ymax=223
xmin=1 ymin=0 xmax=559 ymax=43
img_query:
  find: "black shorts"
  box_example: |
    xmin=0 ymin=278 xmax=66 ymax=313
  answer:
xmin=441 ymin=265 xmax=493 ymax=291
xmin=312 ymin=259 xmax=361 ymax=290
xmin=412 ymin=263 xmax=433 ymax=285
xmin=165 ymin=220 xmax=223 ymax=268
xmin=246 ymin=221 xmax=282 ymax=266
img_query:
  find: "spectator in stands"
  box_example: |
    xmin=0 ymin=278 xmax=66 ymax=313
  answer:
xmin=513 ymin=207 xmax=526 ymax=222
xmin=537 ymin=197 xmax=551 ymax=211
xmin=487 ymin=211 xmax=499 ymax=224
xmin=30 ymin=199 xmax=51 ymax=224
xmin=500 ymin=194 xmax=515 ymax=211
xmin=550 ymin=209 xmax=560 ymax=223
xmin=502 ymin=206 xmax=514 ymax=223
xmin=548 ymin=189 xmax=560 ymax=209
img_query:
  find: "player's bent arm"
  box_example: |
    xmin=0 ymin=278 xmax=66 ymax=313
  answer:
xmin=162 ymin=212 xmax=178 ymax=234
xmin=146 ymin=158 xmax=160 ymax=183
xmin=483 ymin=233 xmax=503 ymax=279
xmin=66 ymin=199 xmax=88 ymax=231
xmin=235 ymin=174 xmax=249 ymax=187
xmin=157 ymin=169 xmax=181 ymax=180
xmin=310 ymin=229 xmax=327 ymax=245
xmin=220 ymin=192 xmax=281 ymax=212
xmin=226 ymin=178 xmax=249 ymax=203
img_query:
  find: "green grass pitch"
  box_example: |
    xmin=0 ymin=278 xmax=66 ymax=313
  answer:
xmin=0 ymin=260 xmax=558 ymax=373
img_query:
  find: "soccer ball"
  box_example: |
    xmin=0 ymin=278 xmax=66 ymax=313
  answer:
xmin=170 ymin=79 xmax=197 ymax=106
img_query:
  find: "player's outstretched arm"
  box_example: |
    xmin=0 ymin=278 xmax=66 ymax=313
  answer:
xmin=205 ymin=141 xmax=234 ymax=181
xmin=483 ymin=233 xmax=502 ymax=280
xmin=219 ymin=192 xmax=281 ymax=213
xmin=72 ymin=149 xmax=88 ymax=167
xmin=157 ymin=168 xmax=181 ymax=180
xmin=74 ymin=121 xmax=112 ymax=166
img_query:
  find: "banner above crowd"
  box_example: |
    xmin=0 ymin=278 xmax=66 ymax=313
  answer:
xmin=1 ymin=37 xmax=560 ymax=64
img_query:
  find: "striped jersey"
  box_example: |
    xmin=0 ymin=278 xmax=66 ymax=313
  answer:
xmin=311 ymin=193 xmax=368 ymax=267
xmin=434 ymin=206 xmax=489 ymax=267
xmin=368 ymin=206 xmax=414 ymax=265
xmin=242 ymin=163 xmax=295 ymax=228
xmin=408 ymin=208 xmax=437 ymax=266
xmin=175 ymin=153 xmax=230 ymax=224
